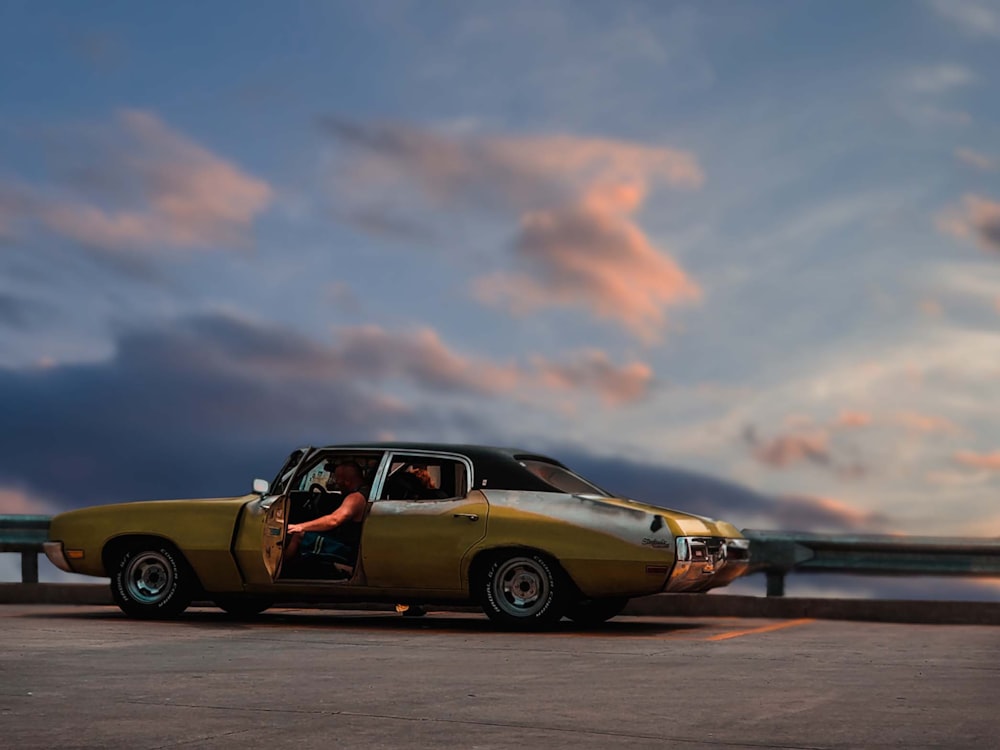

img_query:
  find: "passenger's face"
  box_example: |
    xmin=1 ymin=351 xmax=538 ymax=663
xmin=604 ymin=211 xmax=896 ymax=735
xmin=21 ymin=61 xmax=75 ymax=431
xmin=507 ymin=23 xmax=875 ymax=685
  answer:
xmin=334 ymin=466 xmax=361 ymax=491
xmin=409 ymin=467 xmax=433 ymax=487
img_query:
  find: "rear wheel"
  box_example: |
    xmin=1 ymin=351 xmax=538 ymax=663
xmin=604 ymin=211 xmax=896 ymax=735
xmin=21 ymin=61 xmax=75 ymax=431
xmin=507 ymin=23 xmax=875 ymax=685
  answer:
xmin=478 ymin=552 xmax=568 ymax=630
xmin=111 ymin=543 xmax=193 ymax=619
xmin=565 ymin=597 xmax=629 ymax=626
xmin=213 ymin=596 xmax=273 ymax=618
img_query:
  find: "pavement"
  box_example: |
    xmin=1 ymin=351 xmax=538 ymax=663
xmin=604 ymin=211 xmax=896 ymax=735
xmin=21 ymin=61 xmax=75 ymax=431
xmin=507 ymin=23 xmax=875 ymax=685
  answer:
xmin=0 ymin=604 xmax=997 ymax=749
xmin=4 ymin=584 xmax=1000 ymax=624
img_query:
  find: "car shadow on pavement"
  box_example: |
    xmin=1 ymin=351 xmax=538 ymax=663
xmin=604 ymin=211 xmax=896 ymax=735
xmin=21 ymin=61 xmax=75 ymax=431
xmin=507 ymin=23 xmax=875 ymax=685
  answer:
xmin=22 ymin=605 xmax=710 ymax=636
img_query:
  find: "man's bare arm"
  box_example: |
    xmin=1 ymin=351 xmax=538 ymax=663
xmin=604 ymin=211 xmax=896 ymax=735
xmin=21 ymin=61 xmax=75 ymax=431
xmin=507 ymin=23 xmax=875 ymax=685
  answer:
xmin=287 ymin=492 xmax=366 ymax=534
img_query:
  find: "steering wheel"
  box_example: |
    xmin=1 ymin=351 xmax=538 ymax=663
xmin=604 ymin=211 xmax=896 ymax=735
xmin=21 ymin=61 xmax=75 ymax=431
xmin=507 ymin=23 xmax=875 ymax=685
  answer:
xmin=309 ymin=483 xmax=329 ymax=495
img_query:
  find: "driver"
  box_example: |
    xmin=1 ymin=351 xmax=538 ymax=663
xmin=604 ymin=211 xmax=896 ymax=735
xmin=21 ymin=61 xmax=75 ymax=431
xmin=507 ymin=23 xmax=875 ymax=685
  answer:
xmin=283 ymin=461 xmax=368 ymax=567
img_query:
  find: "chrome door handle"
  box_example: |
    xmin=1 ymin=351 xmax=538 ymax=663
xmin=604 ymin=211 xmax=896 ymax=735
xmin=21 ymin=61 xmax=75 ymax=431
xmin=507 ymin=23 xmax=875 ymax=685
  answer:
xmin=453 ymin=513 xmax=479 ymax=522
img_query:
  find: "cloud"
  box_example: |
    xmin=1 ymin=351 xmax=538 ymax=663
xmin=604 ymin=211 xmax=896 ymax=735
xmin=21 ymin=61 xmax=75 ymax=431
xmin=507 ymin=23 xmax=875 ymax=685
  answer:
xmin=2 ymin=110 xmax=272 ymax=254
xmin=474 ymin=186 xmax=701 ymax=340
xmin=835 ymin=410 xmax=873 ymax=428
xmin=0 ymin=293 xmax=51 ymax=331
xmin=0 ymin=183 xmax=37 ymax=240
xmin=333 ymin=325 xmax=654 ymax=404
xmin=893 ymin=411 xmax=960 ymax=435
xmin=903 ymin=63 xmax=976 ymax=93
xmin=743 ymin=425 xmax=868 ymax=480
xmin=927 ymin=0 xmax=1000 ymax=39
xmin=956 ymin=147 xmax=998 ymax=171
xmin=925 ymin=469 xmax=993 ymax=486
xmin=322 ymin=119 xmax=704 ymax=208
xmin=954 ymin=450 xmax=1000 ymax=470
xmin=531 ymin=350 xmax=653 ymax=406
xmin=0 ymin=314 xmax=658 ymax=509
xmin=322 ymin=119 xmax=703 ymax=340
xmin=332 ymin=325 xmax=522 ymax=395
xmin=559 ymin=450 xmax=889 ymax=532
xmin=0 ymin=314 xmax=424 ymax=509
xmin=0 ymin=487 xmax=55 ymax=515
xmin=936 ymin=194 xmax=1000 ymax=253
xmin=744 ymin=426 xmax=831 ymax=469
xmin=766 ymin=494 xmax=889 ymax=532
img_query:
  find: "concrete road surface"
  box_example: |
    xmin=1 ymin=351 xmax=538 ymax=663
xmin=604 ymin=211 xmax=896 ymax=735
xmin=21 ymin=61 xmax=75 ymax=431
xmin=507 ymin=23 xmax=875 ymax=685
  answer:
xmin=0 ymin=605 xmax=997 ymax=749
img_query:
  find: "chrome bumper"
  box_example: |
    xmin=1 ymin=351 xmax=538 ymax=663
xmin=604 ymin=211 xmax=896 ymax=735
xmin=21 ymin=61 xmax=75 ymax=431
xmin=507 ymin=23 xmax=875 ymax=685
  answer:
xmin=664 ymin=537 xmax=750 ymax=592
xmin=43 ymin=541 xmax=74 ymax=573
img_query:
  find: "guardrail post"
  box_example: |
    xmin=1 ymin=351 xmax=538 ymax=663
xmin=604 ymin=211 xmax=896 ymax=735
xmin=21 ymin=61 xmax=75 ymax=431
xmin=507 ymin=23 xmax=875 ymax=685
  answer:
xmin=21 ymin=552 xmax=39 ymax=584
xmin=765 ymin=570 xmax=785 ymax=597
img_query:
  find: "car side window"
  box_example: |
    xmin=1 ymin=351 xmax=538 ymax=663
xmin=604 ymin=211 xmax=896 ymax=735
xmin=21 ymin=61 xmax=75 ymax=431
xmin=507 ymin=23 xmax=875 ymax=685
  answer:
xmin=292 ymin=452 xmax=384 ymax=494
xmin=379 ymin=454 xmax=469 ymax=501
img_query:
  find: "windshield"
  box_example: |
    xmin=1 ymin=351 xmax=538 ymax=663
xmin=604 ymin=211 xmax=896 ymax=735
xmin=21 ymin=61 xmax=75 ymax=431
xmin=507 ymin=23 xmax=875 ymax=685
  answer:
xmin=519 ymin=459 xmax=609 ymax=496
xmin=270 ymin=447 xmax=311 ymax=495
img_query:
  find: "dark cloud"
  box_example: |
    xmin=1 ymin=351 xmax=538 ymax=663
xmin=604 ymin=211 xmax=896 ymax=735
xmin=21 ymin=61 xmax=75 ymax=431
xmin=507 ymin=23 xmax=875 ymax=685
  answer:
xmin=555 ymin=450 xmax=887 ymax=532
xmin=0 ymin=312 xmax=883 ymax=536
xmin=0 ymin=314 xmax=435 ymax=509
xmin=0 ymin=293 xmax=51 ymax=330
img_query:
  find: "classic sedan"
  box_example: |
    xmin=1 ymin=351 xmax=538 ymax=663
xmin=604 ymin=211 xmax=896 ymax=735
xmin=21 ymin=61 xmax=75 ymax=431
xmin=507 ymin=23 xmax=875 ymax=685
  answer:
xmin=44 ymin=443 xmax=750 ymax=629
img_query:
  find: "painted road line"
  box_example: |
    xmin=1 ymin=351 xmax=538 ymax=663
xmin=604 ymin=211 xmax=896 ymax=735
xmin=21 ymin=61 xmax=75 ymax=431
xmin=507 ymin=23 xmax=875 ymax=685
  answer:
xmin=705 ymin=618 xmax=815 ymax=641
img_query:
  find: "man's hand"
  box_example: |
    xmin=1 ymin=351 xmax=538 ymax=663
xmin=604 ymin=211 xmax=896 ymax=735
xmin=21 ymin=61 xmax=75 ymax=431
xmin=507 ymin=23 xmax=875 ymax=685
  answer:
xmin=287 ymin=523 xmax=306 ymax=535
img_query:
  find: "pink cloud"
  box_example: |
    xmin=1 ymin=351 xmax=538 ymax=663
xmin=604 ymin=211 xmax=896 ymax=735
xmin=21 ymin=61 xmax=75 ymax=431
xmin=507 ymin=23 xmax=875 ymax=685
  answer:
xmin=325 ymin=120 xmax=703 ymax=341
xmin=165 ymin=314 xmax=655 ymax=407
xmin=0 ymin=487 xmax=54 ymax=515
xmin=743 ymin=423 xmax=868 ymax=479
xmin=771 ymin=494 xmax=888 ymax=532
xmin=531 ymin=349 xmax=653 ymax=405
xmin=745 ymin=427 xmax=831 ymax=469
xmin=335 ymin=325 xmax=522 ymax=395
xmin=475 ymin=186 xmax=701 ymax=341
xmin=956 ymin=148 xmax=998 ymax=172
xmin=936 ymin=194 xmax=1000 ymax=253
xmin=835 ymin=410 xmax=873 ymax=428
xmin=954 ymin=450 xmax=1000 ymax=470
xmin=892 ymin=411 xmax=960 ymax=435
xmin=329 ymin=325 xmax=654 ymax=405
xmin=6 ymin=110 xmax=272 ymax=252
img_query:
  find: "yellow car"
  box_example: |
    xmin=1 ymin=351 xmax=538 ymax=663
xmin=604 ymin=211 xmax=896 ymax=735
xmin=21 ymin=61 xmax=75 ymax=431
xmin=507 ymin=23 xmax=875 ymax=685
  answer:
xmin=44 ymin=443 xmax=749 ymax=629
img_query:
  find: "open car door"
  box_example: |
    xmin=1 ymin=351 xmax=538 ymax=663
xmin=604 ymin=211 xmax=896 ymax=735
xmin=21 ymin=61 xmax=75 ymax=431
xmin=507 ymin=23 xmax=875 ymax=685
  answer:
xmin=260 ymin=446 xmax=312 ymax=581
xmin=261 ymin=494 xmax=289 ymax=580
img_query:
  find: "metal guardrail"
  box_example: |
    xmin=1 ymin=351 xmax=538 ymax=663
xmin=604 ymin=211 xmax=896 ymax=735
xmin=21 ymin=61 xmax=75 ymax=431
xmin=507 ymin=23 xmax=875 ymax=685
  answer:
xmin=742 ymin=529 xmax=1000 ymax=596
xmin=0 ymin=515 xmax=51 ymax=583
xmin=3 ymin=515 xmax=999 ymax=596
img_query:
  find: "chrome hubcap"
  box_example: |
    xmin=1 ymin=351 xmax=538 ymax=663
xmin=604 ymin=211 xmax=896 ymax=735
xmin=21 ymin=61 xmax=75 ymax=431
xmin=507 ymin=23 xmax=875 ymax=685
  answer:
xmin=125 ymin=551 xmax=174 ymax=604
xmin=493 ymin=557 xmax=549 ymax=617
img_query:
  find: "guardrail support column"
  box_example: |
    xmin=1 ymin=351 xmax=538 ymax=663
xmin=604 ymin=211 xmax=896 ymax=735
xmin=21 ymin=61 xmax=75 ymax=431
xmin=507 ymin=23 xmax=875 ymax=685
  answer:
xmin=765 ymin=570 xmax=785 ymax=597
xmin=21 ymin=552 xmax=38 ymax=584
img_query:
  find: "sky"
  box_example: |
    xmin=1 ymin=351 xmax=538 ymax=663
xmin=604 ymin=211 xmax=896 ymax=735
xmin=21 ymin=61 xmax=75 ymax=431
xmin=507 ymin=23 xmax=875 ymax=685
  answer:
xmin=2 ymin=1 xmax=999 ymax=597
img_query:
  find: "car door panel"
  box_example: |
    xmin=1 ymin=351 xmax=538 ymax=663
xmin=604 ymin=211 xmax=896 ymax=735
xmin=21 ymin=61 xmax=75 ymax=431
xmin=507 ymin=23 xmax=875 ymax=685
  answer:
xmin=360 ymin=491 xmax=488 ymax=590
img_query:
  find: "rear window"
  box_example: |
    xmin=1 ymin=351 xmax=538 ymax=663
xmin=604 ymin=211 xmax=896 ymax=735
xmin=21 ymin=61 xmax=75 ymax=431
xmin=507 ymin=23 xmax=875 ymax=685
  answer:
xmin=519 ymin=459 xmax=608 ymax=496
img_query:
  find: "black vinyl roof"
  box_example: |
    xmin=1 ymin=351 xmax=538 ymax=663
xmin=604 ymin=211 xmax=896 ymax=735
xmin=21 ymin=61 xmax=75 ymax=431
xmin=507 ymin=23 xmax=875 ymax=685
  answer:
xmin=322 ymin=442 xmax=569 ymax=492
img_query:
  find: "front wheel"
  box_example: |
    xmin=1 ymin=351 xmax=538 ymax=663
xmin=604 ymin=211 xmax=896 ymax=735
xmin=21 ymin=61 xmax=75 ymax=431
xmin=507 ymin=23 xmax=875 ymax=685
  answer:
xmin=478 ymin=552 xmax=568 ymax=630
xmin=565 ymin=597 xmax=628 ymax=626
xmin=111 ymin=544 xmax=193 ymax=619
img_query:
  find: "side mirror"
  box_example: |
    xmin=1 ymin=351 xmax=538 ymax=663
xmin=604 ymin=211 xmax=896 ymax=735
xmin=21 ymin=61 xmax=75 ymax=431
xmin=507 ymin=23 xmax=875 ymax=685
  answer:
xmin=252 ymin=478 xmax=269 ymax=496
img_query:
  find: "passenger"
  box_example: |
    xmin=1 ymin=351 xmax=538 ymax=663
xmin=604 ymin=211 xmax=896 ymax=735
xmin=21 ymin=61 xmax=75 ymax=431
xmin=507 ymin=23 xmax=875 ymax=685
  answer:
xmin=284 ymin=461 xmax=368 ymax=572
xmin=407 ymin=463 xmax=436 ymax=490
